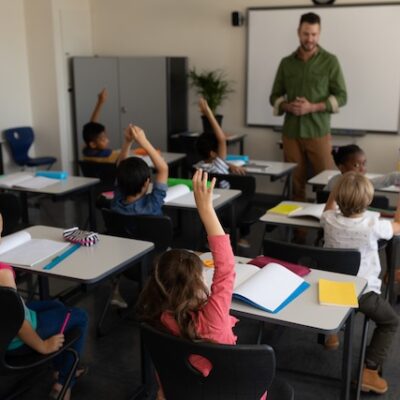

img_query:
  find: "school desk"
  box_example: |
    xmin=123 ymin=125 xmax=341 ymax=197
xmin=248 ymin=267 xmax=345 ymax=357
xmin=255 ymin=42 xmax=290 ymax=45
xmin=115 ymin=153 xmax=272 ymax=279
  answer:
xmin=227 ymin=255 xmax=367 ymax=400
xmin=308 ymin=170 xmax=399 ymax=193
xmin=163 ymin=188 xmax=241 ymax=252
xmin=137 ymin=151 xmax=186 ymax=177
xmin=0 ymin=172 xmax=100 ymax=229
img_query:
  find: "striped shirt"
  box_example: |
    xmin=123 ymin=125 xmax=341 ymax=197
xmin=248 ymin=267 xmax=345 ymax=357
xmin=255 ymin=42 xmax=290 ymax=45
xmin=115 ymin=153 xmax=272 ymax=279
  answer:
xmin=194 ymin=157 xmax=230 ymax=189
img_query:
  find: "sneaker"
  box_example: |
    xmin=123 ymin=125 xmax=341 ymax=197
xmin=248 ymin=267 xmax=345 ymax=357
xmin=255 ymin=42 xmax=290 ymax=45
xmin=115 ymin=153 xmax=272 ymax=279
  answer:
xmin=361 ymin=367 xmax=388 ymax=394
xmin=237 ymin=238 xmax=251 ymax=248
xmin=324 ymin=334 xmax=339 ymax=350
xmin=111 ymin=292 xmax=128 ymax=308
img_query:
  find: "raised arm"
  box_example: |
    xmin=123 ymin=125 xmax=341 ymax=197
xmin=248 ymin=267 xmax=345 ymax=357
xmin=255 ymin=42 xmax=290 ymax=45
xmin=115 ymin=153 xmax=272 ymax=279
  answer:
xmin=90 ymin=88 xmax=107 ymax=122
xmin=192 ymin=169 xmax=223 ymax=236
xmin=130 ymin=125 xmax=168 ymax=184
xmin=199 ymin=98 xmax=227 ymax=160
xmin=116 ymin=125 xmax=135 ymax=165
xmin=324 ymin=189 xmax=337 ymax=212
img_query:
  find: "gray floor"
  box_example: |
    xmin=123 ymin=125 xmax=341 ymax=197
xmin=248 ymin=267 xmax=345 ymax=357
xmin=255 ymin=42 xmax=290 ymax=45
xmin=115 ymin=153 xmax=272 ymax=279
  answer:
xmin=2 ymin=193 xmax=400 ymax=400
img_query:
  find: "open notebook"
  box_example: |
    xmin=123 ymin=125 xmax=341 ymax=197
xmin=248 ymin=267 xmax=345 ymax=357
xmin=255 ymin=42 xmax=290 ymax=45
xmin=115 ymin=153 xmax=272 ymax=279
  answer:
xmin=0 ymin=231 xmax=69 ymax=267
xmin=268 ymin=201 xmax=325 ymax=220
xmin=0 ymin=173 xmax=59 ymax=190
xmin=202 ymin=260 xmax=310 ymax=314
xmin=164 ymin=184 xmax=220 ymax=206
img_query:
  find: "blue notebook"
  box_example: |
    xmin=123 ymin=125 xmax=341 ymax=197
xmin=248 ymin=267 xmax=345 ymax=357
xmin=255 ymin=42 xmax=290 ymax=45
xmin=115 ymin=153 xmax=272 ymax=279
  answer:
xmin=231 ymin=262 xmax=310 ymax=314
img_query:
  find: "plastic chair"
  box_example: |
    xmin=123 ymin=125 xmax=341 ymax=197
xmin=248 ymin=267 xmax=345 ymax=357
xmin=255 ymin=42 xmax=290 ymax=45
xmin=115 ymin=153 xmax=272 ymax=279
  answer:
xmin=78 ymin=160 xmax=117 ymax=193
xmin=98 ymin=209 xmax=173 ymax=336
xmin=0 ymin=287 xmax=80 ymax=400
xmin=4 ymin=127 xmax=56 ymax=169
xmin=263 ymin=238 xmax=367 ymax=400
xmin=141 ymin=322 xmax=294 ymax=400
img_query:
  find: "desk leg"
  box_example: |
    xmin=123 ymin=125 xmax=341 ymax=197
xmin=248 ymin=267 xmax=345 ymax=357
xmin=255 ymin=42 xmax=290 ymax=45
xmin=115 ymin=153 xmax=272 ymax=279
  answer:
xmin=19 ymin=192 xmax=29 ymax=225
xmin=386 ymin=237 xmax=399 ymax=305
xmin=88 ymin=187 xmax=97 ymax=230
xmin=341 ymin=310 xmax=354 ymax=400
xmin=38 ymin=276 xmax=50 ymax=300
xmin=239 ymin=138 xmax=244 ymax=155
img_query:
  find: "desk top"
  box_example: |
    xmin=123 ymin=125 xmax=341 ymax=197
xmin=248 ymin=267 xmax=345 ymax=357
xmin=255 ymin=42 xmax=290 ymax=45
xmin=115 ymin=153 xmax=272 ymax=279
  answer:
xmin=10 ymin=226 xmax=154 ymax=284
xmin=245 ymin=160 xmax=297 ymax=177
xmin=260 ymin=201 xmax=321 ymax=228
xmin=164 ymin=188 xmax=241 ymax=210
xmin=231 ymin=259 xmax=367 ymax=333
xmin=137 ymin=152 xmax=186 ymax=168
xmin=0 ymin=172 xmax=99 ymax=195
xmin=308 ymin=169 xmax=399 ymax=193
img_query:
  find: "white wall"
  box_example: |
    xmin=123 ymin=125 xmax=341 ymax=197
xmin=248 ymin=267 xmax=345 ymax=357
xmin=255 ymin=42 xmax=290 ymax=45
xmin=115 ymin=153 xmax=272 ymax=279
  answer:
xmin=0 ymin=0 xmax=32 ymax=172
xmin=90 ymin=0 xmax=400 ymax=194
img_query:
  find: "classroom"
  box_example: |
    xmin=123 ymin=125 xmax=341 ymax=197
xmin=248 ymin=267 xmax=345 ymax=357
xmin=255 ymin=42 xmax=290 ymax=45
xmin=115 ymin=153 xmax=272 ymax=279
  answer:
xmin=0 ymin=0 xmax=400 ymax=399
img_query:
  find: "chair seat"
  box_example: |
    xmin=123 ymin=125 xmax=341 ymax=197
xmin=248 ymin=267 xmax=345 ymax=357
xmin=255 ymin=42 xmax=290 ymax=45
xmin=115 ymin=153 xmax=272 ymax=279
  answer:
xmin=268 ymin=376 xmax=295 ymax=400
xmin=26 ymin=157 xmax=56 ymax=167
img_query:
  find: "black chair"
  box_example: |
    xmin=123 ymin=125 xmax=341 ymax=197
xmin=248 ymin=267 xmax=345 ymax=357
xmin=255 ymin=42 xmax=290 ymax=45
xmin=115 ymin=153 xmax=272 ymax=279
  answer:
xmin=141 ymin=322 xmax=294 ymax=400
xmin=263 ymin=238 xmax=367 ymax=400
xmin=0 ymin=287 xmax=80 ymax=400
xmin=316 ymin=189 xmax=390 ymax=210
xmin=78 ymin=160 xmax=117 ymax=193
xmin=0 ymin=193 xmax=23 ymax=235
xmin=208 ymin=173 xmax=265 ymax=238
xmin=98 ymin=209 xmax=174 ymax=335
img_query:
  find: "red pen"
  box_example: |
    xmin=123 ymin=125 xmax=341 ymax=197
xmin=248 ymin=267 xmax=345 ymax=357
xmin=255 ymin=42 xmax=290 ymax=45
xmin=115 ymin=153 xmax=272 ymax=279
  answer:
xmin=60 ymin=311 xmax=71 ymax=334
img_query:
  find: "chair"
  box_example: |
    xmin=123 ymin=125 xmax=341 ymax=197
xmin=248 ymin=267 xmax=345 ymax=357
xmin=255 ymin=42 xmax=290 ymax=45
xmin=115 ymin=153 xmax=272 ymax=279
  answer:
xmin=0 ymin=287 xmax=80 ymax=400
xmin=4 ymin=127 xmax=56 ymax=169
xmin=316 ymin=189 xmax=389 ymax=209
xmin=78 ymin=160 xmax=117 ymax=193
xmin=263 ymin=238 xmax=367 ymax=400
xmin=208 ymin=173 xmax=265 ymax=239
xmin=141 ymin=322 xmax=294 ymax=400
xmin=0 ymin=193 xmax=23 ymax=236
xmin=98 ymin=209 xmax=174 ymax=335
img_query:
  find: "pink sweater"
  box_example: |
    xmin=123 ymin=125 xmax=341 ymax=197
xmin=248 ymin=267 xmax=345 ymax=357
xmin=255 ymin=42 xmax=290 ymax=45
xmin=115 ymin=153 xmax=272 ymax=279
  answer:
xmin=161 ymin=235 xmax=267 ymax=400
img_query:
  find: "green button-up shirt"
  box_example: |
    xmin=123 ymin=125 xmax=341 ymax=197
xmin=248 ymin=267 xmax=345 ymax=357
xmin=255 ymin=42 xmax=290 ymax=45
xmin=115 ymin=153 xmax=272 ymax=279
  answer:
xmin=270 ymin=46 xmax=347 ymax=139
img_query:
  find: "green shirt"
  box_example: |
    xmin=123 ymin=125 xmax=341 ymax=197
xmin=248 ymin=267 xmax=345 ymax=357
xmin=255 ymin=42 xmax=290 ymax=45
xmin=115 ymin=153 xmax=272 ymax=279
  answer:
xmin=269 ymin=46 xmax=347 ymax=139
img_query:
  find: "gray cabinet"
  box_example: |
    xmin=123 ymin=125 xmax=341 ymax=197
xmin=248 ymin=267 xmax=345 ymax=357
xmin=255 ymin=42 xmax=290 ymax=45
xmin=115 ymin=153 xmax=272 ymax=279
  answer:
xmin=71 ymin=56 xmax=187 ymax=160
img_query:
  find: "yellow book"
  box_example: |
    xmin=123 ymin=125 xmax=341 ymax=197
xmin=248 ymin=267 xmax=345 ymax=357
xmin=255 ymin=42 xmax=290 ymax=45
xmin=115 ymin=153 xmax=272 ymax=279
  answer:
xmin=267 ymin=203 xmax=302 ymax=216
xmin=318 ymin=279 xmax=358 ymax=308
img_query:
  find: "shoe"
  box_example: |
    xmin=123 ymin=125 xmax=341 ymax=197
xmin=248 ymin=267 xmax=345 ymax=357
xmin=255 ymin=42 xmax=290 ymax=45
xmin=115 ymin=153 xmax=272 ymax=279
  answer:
xmin=237 ymin=238 xmax=251 ymax=248
xmin=361 ymin=367 xmax=388 ymax=394
xmin=111 ymin=292 xmax=128 ymax=308
xmin=324 ymin=334 xmax=339 ymax=350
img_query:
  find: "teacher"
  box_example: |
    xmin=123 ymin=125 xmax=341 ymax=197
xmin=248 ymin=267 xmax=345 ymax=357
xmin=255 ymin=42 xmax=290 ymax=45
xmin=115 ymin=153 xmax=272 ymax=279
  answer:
xmin=270 ymin=12 xmax=347 ymax=201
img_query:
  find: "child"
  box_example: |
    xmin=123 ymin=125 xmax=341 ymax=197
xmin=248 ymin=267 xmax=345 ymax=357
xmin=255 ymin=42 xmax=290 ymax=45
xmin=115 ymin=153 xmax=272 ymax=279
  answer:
xmin=137 ymin=170 xmax=266 ymax=400
xmin=109 ymin=124 xmax=168 ymax=307
xmin=194 ymin=98 xmax=246 ymax=187
xmin=326 ymin=144 xmax=400 ymax=191
xmin=82 ymin=89 xmax=120 ymax=163
xmin=0 ymin=218 xmax=88 ymax=400
xmin=321 ymin=171 xmax=400 ymax=394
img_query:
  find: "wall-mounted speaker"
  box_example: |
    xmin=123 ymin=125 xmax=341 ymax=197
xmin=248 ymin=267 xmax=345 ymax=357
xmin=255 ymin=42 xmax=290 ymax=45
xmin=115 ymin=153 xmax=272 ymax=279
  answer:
xmin=231 ymin=11 xmax=244 ymax=27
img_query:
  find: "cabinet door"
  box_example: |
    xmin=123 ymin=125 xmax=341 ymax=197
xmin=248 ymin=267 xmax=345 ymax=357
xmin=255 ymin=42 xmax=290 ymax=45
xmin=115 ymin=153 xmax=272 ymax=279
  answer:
xmin=118 ymin=58 xmax=167 ymax=151
xmin=72 ymin=57 xmax=121 ymax=156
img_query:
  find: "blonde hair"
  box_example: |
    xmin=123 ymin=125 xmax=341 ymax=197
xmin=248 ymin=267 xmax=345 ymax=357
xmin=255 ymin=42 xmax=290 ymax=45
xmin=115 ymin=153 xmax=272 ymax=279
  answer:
xmin=333 ymin=171 xmax=374 ymax=217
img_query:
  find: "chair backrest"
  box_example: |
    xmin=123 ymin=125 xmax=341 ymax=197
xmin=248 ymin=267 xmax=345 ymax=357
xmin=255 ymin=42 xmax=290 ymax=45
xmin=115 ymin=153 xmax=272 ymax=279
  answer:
xmin=0 ymin=287 xmax=25 ymax=369
xmin=263 ymin=238 xmax=360 ymax=276
xmin=0 ymin=194 xmax=22 ymax=236
xmin=208 ymin=173 xmax=256 ymax=198
xmin=316 ymin=189 xmax=389 ymax=209
xmin=101 ymin=209 xmax=173 ymax=254
xmin=141 ymin=323 xmax=275 ymax=400
xmin=4 ymin=127 xmax=34 ymax=166
xmin=78 ymin=161 xmax=117 ymax=192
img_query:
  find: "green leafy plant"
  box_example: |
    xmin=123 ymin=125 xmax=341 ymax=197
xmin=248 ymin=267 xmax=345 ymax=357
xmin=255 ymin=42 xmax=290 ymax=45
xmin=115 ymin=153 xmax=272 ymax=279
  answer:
xmin=189 ymin=68 xmax=234 ymax=114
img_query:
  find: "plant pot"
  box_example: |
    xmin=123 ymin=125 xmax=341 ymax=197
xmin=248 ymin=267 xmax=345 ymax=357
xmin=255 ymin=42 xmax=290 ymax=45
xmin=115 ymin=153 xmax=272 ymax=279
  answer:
xmin=201 ymin=115 xmax=223 ymax=134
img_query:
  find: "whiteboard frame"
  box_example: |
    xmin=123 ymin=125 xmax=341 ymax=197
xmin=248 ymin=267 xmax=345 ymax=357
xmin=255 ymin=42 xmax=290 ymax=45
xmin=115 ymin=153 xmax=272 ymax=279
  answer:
xmin=245 ymin=3 xmax=400 ymax=134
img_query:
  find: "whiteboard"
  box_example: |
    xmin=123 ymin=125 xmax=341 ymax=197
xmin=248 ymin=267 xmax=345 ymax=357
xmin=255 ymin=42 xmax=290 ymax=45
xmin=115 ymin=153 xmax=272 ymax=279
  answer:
xmin=246 ymin=4 xmax=400 ymax=133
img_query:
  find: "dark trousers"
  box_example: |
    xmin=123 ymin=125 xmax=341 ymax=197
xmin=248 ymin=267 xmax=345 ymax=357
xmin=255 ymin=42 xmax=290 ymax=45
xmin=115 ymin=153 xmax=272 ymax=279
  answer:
xmin=358 ymin=291 xmax=399 ymax=367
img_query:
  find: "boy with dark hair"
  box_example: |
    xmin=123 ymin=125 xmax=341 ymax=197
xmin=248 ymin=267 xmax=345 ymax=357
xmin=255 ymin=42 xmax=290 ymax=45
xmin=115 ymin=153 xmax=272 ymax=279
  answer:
xmin=82 ymin=89 xmax=120 ymax=163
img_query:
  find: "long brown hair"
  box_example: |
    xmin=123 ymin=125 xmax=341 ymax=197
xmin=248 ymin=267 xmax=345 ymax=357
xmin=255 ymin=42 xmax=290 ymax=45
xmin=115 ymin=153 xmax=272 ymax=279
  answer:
xmin=136 ymin=249 xmax=209 ymax=340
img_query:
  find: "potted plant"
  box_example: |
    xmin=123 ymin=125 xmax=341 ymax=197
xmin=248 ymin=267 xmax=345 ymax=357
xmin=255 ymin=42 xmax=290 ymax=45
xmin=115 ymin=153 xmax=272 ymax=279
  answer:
xmin=189 ymin=68 xmax=234 ymax=133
